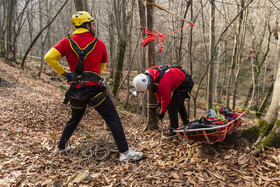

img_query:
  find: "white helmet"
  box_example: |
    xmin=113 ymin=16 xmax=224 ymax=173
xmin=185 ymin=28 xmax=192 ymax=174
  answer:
xmin=133 ymin=73 xmax=152 ymax=91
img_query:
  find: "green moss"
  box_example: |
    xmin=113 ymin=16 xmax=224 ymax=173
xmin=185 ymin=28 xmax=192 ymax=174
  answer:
xmin=59 ymin=85 xmax=67 ymax=91
xmin=258 ymin=120 xmax=273 ymax=137
xmin=256 ymin=120 xmax=280 ymax=149
xmin=241 ymin=125 xmax=259 ymax=143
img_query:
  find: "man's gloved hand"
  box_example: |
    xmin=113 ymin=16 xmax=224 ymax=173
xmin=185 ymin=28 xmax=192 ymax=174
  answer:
xmin=66 ymin=72 xmax=71 ymax=83
xmin=157 ymin=112 xmax=165 ymax=120
xmin=157 ymin=102 xmax=161 ymax=109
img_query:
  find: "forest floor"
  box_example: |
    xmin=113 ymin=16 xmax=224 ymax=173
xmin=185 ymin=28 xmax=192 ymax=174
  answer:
xmin=0 ymin=59 xmax=280 ymax=187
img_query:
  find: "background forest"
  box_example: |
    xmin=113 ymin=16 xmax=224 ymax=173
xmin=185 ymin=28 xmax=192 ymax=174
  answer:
xmin=1 ymin=0 xmax=279 ymax=114
xmin=1 ymin=0 xmax=280 ymax=186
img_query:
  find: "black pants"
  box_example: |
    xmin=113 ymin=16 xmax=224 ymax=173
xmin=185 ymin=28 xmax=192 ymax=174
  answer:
xmin=167 ymin=89 xmax=188 ymax=131
xmin=58 ymin=86 xmax=129 ymax=153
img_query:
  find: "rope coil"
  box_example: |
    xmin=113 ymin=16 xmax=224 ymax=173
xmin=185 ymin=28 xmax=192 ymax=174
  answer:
xmin=68 ymin=138 xmax=118 ymax=167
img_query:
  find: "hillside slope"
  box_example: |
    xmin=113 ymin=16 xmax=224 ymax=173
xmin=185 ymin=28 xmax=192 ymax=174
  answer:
xmin=0 ymin=60 xmax=279 ymax=186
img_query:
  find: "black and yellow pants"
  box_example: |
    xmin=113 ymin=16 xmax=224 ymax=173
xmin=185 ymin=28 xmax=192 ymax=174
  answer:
xmin=58 ymin=85 xmax=129 ymax=153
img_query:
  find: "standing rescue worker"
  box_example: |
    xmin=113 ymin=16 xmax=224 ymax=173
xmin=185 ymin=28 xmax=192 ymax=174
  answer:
xmin=133 ymin=65 xmax=194 ymax=136
xmin=44 ymin=11 xmax=143 ymax=162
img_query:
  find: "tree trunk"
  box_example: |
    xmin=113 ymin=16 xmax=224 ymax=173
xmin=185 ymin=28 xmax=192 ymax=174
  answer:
xmin=108 ymin=13 xmax=115 ymax=79
xmin=112 ymin=0 xmax=127 ymax=99
xmin=73 ymin=0 xmax=88 ymax=11
xmin=144 ymin=0 xmax=158 ymax=131
xmin=213 ymin=42 xmax=223 ymax=103
xmin=225 ymin=0 xmax=241 ymax=109
xmin=6 ymin=0 xmax=16 ymax=59
xmin=38 ymin=0 xmax=43 ymax=77
xmin=112 ymin=40 xmax=126 ymax=98
xmin=263 ymin=30 xmax=280 ymax=125
xmin=178 ymin=0 xmax=191 ymax=66
xmin=138 ymin=0 xmax=147 ymax=121
xmin=232 ymin=0 xmax=247 ymax=110
xmin=242 ymin=27 xmax=280 ymax=150
xmin=207 ymin=0 xmax=215 ymax=110
xmin=187 ymin=1 xmax=193 ymax=119
xmin=256 ymin=83 xmax=274 ymax=118
xmin=0 ymin=1 xmax=6 ymax=56
xmin=257 ymin=120 xmax=280 ymax=149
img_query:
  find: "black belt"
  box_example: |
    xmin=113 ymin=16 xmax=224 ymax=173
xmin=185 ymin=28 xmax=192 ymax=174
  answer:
xmin=63 ymin=72 xmax=101 ymax=104
xmin=70 ymin=72 xmax=101 ymax=83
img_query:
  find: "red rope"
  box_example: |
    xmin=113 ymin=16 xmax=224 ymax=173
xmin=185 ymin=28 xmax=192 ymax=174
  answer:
xmin=141 ymin=23 xmax=196 ymax=52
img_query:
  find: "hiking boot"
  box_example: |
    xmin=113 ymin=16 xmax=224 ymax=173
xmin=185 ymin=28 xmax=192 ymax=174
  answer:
xmin=120 ymin=148 xmax=144 ymax=162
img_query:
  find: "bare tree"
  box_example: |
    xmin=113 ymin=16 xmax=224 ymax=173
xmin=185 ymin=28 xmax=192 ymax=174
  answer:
xmin=207 ymin=0 xmax=215 ymax=109
xmin=242 ymin=27 xmax=280 ymax=151
xmin=73 ymin=0 xmax=88 ymax=11
xmin=138 ymin=0 xmax=147 ymax=121
xmin=21 ymin=0 xmax=70 ymax=67
xmin=111 ymin=0 xmax=128 ymax=98
xmin=6 ymin=0 xmax=16 ymax=59
xmin=144 ymin=0 xmax=159 ymax=131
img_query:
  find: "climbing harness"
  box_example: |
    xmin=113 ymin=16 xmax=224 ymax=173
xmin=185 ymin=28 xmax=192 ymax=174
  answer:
xmin=149 ymin=65 xmax=181 ymax=92
xmin=63 ymin=35 xmax=100 ymax=104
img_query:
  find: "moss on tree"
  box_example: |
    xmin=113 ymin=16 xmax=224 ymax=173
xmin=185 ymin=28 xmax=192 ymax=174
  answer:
xmin=256 ymin=120 xmax=280 ymax=149
xmin=241 ymin=125 xmax=259 ymax=143
xmin=241 ymin=120 xmax=274 ymax=144
xmin=258 ymin=120 xmax=274 ymax=137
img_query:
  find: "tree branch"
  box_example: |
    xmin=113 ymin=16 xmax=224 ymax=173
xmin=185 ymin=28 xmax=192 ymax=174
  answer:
xmin=194 ymin=0 xmax=254 ymax=100
xmin=21 ymin=0 xmax=69 ymax=67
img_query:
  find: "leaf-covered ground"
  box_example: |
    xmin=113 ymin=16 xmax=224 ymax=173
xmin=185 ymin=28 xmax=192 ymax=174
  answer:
xmin=0 ymin=60 xmax=279 ymax=186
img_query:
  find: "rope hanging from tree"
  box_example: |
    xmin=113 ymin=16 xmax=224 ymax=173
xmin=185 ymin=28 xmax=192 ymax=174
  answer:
xmin=141 ymin=23 xmax=196 ymax=52
xmin=141 ymin=24 xmax=195 ymax=65
xmin=141 ymin=1 xmax=196 ymax=64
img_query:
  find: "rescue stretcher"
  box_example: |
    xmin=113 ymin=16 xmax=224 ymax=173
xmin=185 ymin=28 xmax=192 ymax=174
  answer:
xmin=174 ymin=107 xmax=246 ymax=144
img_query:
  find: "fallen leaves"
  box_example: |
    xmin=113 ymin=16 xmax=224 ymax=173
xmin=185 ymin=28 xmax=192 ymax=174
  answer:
xmin=0 ymin=60 xmax=280 ymax=186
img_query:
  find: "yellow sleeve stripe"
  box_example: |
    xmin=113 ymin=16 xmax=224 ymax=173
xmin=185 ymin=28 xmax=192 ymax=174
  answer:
xmin=100 ymin=63 xmax=106 ymax=73
xmin=44 ymin=48 xmax=66 ymax=75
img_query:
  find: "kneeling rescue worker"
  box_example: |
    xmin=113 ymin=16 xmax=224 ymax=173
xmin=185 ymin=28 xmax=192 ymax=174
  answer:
xmin=44 ymin=11 xmax=143 ymax=162
xmin=133 ymin=65 xmax=194 ymax=136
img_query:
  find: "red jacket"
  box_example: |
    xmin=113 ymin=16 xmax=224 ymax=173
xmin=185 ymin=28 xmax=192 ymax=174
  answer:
xmin=147 ymin=66 xmax=185 ymax=113
xmin=45 ymin=29 xmax=107 ymax=87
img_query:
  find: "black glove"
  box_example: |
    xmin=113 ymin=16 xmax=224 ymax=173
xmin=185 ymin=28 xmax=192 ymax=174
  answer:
xmin=157 ymin=102 xmax=161 ymax=108
xmin=157 ymin=112 xmax=165 ymax=120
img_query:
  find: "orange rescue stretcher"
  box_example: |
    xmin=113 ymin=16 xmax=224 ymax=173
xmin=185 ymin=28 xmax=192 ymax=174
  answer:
xmin=174 ymin=107 xmax=246 ymax=144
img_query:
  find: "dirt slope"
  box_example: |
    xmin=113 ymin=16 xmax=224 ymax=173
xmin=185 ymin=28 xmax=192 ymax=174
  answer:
xmin=0 ymin=60 xmax=279 ymax=186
